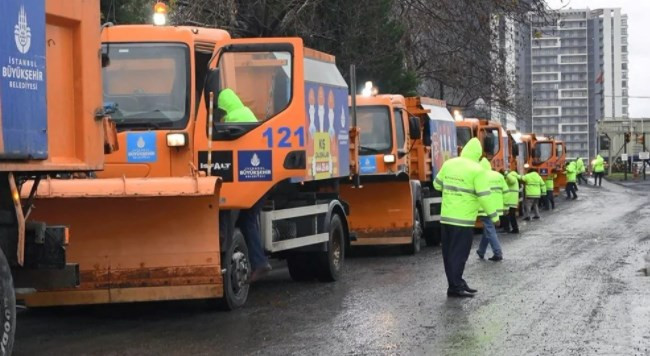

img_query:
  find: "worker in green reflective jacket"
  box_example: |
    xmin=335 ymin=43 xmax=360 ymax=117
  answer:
xmin=592 ymin=154 xmax=605 ymax=187
xmin=542 ymin=173 xmax=556 ymax=211
xmin=576 ymin=157 xmax=587 ymax=185
xmin=503 ymin=170 xmax=520 ymax=234
xmin=521 ymin=164 xmax=544 ymax=221
xmin=476 ymin=158 xmax=505 ymax=261
xmin=433 ymin=138 xmax=496 ymax=298
xmin=565 ymin=161 xmax=578 ymax=200
xmin=217 ymin=88 xmax=270 ymax=282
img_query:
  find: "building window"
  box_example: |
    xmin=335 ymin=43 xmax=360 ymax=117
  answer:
xmin=622 ymin=63 xmax=628 ymax=70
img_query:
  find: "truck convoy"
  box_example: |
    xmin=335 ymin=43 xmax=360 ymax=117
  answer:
xmin=0 ymin=0 xmax=110 ymax=354
xmin=340 ymin=94 xmax=456 ymax=251
xmin=20 ymin=22 xmax=361 ymax=310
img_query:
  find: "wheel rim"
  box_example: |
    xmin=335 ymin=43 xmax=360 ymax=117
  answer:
xmin=230 ymin=248 xmax=249 ymax=296
xmin=331 ymin=226 xmax=342 ymax=271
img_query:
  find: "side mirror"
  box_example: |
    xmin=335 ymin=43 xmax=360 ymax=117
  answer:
xmin=408 ymin=116 xmax=421 ymax=140
xmin=204 ymin=68 xmax=221 ymax=114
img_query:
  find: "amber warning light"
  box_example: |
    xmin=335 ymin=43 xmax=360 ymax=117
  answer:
xmin=153 ymin=2 xmax=168 ymax=26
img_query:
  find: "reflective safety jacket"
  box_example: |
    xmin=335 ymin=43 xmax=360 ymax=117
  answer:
xmin=576 ymin=158 xmax=585 ymax=174
xmin=593 ymin=155 xmax=605 ymax=173
xmin=477 ymin=158 xmax=508 ymax=217
xmin=433 ymin=138 xmax=498 ymax=227
xmin=522 ymin=171 xmax=545 ymax=198
xmin=218 ymin=88 xmax=258 ymax=123
xmin=566 ymin=161 xmax=577 ymax=182
xmin=504 ymin=171 xmax=520 ymax=209
xmin=545 ymin=173 xmax=556 ymax=190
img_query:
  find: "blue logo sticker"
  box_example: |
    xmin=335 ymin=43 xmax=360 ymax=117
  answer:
xmin=238 ymin=150 xmax=272 ymax=181
xmin=360 ymin=155 xmax=377 ymax=174
xmin=127 ymin=132 xmax=157 ymax=162
xmin=0 ymin=0 xmax=48 ymax=159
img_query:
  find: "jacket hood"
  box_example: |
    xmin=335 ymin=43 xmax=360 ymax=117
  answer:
xmin=596 ymin=155 xmax=603 ymax=160
xmin=480 ymin=157 xmax=492 ymax=170
xmin=217 ymin=88 xmax=245 ymax=113
xmin=461 ymin=138 xmax=483 ymax=162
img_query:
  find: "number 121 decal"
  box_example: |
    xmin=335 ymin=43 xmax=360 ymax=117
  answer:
xmin=262 ymin=127 xmax=305 ymax=148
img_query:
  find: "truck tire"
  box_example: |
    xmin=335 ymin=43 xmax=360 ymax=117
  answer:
xmin=0 ymin=250 xmax=15 ymax=356
xmin=220 ymin=229 xmax=250 ymax=310
xmin=402 ymin=207 xmax=422 ymax=255
xmin=287 ymin=253 xmax=315 ymax=282
xmin=424 ymin=225 xmax=441 ymax=246
xmin=316 ymin=213 xmax=345 ymax=282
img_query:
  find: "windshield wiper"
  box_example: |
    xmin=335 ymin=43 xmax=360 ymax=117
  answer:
xmin=114 ymin=119 xmax=173 ymax=129
xmin=359 ymin=145 xmax=382 ymax=154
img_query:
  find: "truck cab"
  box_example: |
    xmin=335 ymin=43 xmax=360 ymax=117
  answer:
xmin=455 ymin=118 xmax=505 ymax=172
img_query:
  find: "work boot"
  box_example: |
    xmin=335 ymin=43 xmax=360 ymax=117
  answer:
xmin=447 ymin=289 xmax=475 ymax=298
xmin=533 ymin=216 xmax=540 ymax=220
xmin=509 ymin=229 xmax=520 ymax=234
xmin=489 ymin=255 xmax=503 ymax=262
xmin=476 ymin=251 xmax=484 ymax=260
xmin=249 ymin=262 xmax=272 ymax=283
xmin=523 ymin=217 xmax=531 ymax=221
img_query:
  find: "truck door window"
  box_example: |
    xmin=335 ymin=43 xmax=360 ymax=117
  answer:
xmin=393 ymin=109 xmax=405 ymax=150
xmin=456 ymin=127 xmax=472 ymax=148
xmin=102 ymin=43 xmax=190 ymax=130
xmin=556 ymin=143 xmax=563 ymax=158
xmin=535 ymin=142 xmax=553 ymax=163
xmin=216 ymin=51 xmax=291 ymax=123
xmin=481 ymin=128 xmax=500 ymax=158
xmin=356 ymin=106 xmax=392 ymax=154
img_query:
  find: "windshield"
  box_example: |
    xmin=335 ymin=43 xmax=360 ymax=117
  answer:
xmin=456 ymin=127 xmax=472 ymax=148
xmin=356 ymin=106 xmax=392 ymax=154
xmin=535 ymin=142 xmax=553 ymax=163
xmin=482 ymin=128 xmax=500 ymax=158
xmin=102 ymin=43 xmax=190 ymax=129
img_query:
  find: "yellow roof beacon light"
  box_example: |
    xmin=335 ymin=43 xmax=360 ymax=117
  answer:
xmin=153 ymin=2 xmax=168 ymax=26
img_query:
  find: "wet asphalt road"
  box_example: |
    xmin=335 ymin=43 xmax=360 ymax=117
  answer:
xmin=14 ymin=180 xmax=650 ymax=355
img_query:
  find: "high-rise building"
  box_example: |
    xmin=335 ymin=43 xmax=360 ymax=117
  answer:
xmin=525 ymin=8 xmax=628 ymax=158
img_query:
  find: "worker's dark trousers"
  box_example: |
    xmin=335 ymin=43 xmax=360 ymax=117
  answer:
xmin=237 ymin=198 xmax=269 ymax=270
xmin=565 ymin=182 xmax=577 ymax=199
xmin=577 ymin=173 xmax=588 ymax=185
xmin=594 ymin=172 xmax=604 ymax=186
xmin=441 ymin=224 xmax=473 ymax=292
xmin=545 ymin=191 xmax=555 ymax=209
xmin=507 ymin=207 xmax=519 ymax=231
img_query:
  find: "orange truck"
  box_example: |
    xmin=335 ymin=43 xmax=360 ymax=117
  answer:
xmin=520 ymin=133 xmax=567 ymax=194
xmin=455 ymin=118 xmax=506 ymax=172
xmin=0 ymin=1 xmax=108 ymax=354
xmin=20 ymin=24 xmax=357 ymax=309
xmin=340 ymin=94 xmax=456 ymax=249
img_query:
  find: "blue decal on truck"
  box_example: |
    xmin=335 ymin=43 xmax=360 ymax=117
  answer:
xmin=126 ymin=132 xmax=157 ymax=162
xmin=0 ymin=0 xmax=47 ymax=159
xmin=238 ymin=150 xmax=272 ymax=181
xmin=359 ymin=155 xmax=377 ymax=174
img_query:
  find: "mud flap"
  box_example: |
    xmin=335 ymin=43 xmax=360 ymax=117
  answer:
xmin=18 ymin=177 xmax=222 ymax=306
xmin=341 ymin=180 xmax=414 ymax=246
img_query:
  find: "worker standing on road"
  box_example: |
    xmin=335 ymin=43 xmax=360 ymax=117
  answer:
xmin=522 ymin=164 xmax=544 ymax=221
xmin=503 ymin=170 xmax=520 ymax=234
xmin=565 ymin=160 xmax=578 ymax=200
xmin=218 ymin=89 xmax=272 ymax=282
xmin=542 ymin=173 xmax=556 ymax=211
xmin=576 ymin=157 xmax=587 ymax=185
xmin=476 ymin=158 xmax=505 ymax=261
xmin=433 ymin=138 xmax=497 ymax=298
xmin=593 ymin=155 xmax=605 ymax=187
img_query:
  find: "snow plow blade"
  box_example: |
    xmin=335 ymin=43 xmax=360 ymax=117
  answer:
xmin=18 ymin=177 xmax=222 ymax=306
xmin=341 ymin=180 xmax=414 ymax=246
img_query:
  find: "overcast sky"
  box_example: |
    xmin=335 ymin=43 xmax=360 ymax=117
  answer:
xmin=546 ymin=0 xmax=650 ymax=118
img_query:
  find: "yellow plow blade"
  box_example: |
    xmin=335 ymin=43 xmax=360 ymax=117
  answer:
xmin=19 ymin=177 xmax=222 ymax=306
xmin=341 ymin=180 xmax=414 ymax=246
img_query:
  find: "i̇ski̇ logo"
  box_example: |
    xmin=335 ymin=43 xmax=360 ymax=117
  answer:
xmin=14 ymin=6 xmax=31 ymax=54
xmin=251 ymin=153 xmax=260 ymax=167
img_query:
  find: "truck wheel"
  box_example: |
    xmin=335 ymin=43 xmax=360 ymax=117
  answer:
xmin=220 ymin=229 xmax=250 ymax=310
xmin=403 ymin=207 xmax=422 ymax=255
xmin=424 ymin=225 xmax=441 ymax=246
xmin=0 ymin=250 xmax=15 ymax=356
xmin=287 ymin=253 xmax=315 ymax=282
xmin=316 ymin=214 xmax=345 ymax=282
